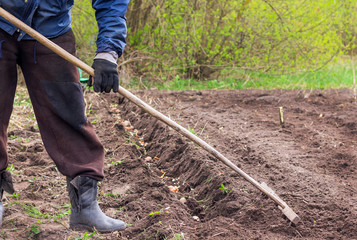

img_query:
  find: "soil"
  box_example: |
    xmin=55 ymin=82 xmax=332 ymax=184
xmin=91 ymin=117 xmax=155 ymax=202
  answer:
xmin=2 ymin=88 xmax=357 ymax=239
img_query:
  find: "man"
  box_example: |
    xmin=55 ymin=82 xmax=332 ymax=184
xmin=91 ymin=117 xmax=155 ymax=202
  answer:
xmin=0 ymin=0 xmax=130 ymax=233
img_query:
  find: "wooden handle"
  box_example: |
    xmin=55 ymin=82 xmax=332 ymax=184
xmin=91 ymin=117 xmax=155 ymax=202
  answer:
xmin=0 ymin=7 xmax=299 ymax=220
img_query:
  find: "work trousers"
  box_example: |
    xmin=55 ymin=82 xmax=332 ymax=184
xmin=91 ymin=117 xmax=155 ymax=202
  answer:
xmin=0 ymin=29 xmax=104 ymax=180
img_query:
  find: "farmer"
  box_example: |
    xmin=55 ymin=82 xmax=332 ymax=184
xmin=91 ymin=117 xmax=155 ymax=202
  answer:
xmin=0 ymin=0 xmax=129 ymax=232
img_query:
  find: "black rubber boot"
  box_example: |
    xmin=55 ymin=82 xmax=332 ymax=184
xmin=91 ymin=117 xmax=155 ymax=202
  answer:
xmin=0 ymin=171 xmax=15 ymax=226
xmin=67 ymin=176 xmax=126 ymax=233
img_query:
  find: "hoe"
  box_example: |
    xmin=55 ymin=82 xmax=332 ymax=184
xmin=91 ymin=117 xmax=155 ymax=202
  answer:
xmin=0 ymin=7 xmax=300 ymax=224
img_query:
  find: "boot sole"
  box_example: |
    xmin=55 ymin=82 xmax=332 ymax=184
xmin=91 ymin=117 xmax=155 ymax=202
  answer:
xmin=70 ymin=223 xmax=126 ymax=233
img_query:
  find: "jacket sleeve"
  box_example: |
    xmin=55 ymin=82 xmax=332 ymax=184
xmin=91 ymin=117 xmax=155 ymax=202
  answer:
xmin=92 ymin=0 xmax=130 ymax=57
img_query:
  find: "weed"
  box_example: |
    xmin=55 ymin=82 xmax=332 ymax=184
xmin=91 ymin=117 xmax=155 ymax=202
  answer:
xmin=53 ymin=204 xmax=71 ymax=221
xmin=28 ymin=176 xmax=36 ymax=183
xmin=219 ymin=184 xmax=232 ymax=194
xmin=11 ymin=193 xmax=20 ymax=200
xmin=22 ymin=204 xmax=49 ymax=219
xmin=6 ymin=164 xmax=16 ymax=174
xmin=167 ymin=233 xmax=184 ymax=240
xmin=197 ymin=197 xmax=210 ymax=203
xmin=188 ymin=127 xmax=197 ymax=135
xmin=148 ymin=207 xmax=167 ymax=216
xmin=76 ymin=229 xmax=103 ymax=240
xmin=112 ymin=160 xmax=123 ymax=166
xmin=149 ymin=210 xmax=161 ymax=216
xmin=106 ymin=159 xmax=124 ymax=168
xmin=129 ymin=139 xmax=141 ymax=149
xmin=10 ymin=135 xmax=17 ymax=140
xmin=115 ymin=206 xmax=125 ymax=213
xmin=0 ymin=230 xmax=8 ymax=239
xmin=14 ymin=91 xmax=32 ymax=107
xmin=28 ymin=221 xmax=41 ymax=239
xmin=74 ymin=231 xmax=96 ymax=240
xmin=105 ymin=192 xmax=121 ymax=198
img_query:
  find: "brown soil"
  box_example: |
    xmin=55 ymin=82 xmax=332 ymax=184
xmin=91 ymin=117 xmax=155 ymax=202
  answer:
xmin=2 ymin=88 xmax=357 ymax=240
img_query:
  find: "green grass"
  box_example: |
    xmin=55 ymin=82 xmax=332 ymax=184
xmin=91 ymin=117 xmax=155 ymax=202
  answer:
xmin=125 ymin=63 xmax=356 ymax=90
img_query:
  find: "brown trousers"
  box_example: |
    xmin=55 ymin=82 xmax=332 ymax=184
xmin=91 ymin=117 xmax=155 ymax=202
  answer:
xmin=0 ymin=29 xmax=104 ymax=180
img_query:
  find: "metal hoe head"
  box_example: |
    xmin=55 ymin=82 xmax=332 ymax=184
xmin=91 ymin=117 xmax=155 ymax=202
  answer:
xmin=261 ymin=182 xmax=300 ymax=224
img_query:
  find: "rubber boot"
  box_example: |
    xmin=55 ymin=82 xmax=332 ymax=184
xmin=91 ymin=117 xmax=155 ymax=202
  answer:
xmin=67 ymin=176 xmax=126 ymax=233
xmin=0 ymin=171 xmax=15 ymax=226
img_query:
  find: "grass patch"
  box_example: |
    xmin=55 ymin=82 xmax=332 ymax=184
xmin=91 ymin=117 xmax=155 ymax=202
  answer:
xmin=124 ymin=63 xmax=356 ymax=90
xmin=22 ymin=204 xmax=49 ymax=219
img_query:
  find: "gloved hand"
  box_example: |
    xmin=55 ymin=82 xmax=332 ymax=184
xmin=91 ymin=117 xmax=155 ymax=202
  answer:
xmin=89 ymin=59 xmax=119 ymax=93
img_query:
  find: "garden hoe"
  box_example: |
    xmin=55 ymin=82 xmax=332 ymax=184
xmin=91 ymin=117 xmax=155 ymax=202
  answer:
xmin=0 ymin=7 xmax=300 ymax=224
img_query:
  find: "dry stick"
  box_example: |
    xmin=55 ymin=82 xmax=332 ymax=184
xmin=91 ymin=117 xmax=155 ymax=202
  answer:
xmin=0 ymin=7 xmax=300 ymax=224
xmin=352 ymin=54 xmax=356 ymax=100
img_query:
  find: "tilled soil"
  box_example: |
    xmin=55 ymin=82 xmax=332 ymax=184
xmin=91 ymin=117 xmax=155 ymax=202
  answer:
xmin=1 ymin=88 xmax=357 ymax=239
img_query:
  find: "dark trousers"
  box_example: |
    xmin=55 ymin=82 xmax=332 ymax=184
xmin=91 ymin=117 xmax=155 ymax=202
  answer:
xmin=0 ymin=29 xmax=104 ymax=180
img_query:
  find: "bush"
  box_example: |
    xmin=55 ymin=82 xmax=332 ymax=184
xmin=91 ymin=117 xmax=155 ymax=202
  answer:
xmin=72 ymin=0 xmax=357 ymax=82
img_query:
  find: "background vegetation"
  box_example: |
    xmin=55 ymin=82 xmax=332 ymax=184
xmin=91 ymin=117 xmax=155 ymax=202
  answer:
xmin=72 ymin=0 xmax=357 ymax=90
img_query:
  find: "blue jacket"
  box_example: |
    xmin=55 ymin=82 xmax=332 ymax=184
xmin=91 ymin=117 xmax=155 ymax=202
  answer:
xmin=0 ymin=0 xmax=129 ymax=56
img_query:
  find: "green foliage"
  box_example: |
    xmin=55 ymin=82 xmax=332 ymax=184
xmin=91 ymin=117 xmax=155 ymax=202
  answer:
xmin=72 ymin=0 xmax=357 ymax=84
xmin=74 ymin=231 xmax=96 ymax=240
xmin=22 ymin=204 xmax=49 ymax=219
xmin=6 ymin=164 xmax=16 ymax=174
xmin=124 ymin=0 xmax=354 ymax=80
xmin=167 ymin=233 xmax=184 ymax=240
xmin=53 ymin=204 xmax=71 ymax=221
xmin=339 ymin=0 xmax=357 ymax=54
xmin=154 ymin=62 xmax=355 ymax=90
xmin=188 ymin=127 xmax=197 ymax=135
xmin=28 ymin=221 xmax=41 ymax=239
xmin=149 ymin=210 xmax=161 ymax=216
xmin=12 ymin=193 xmax=20 ymax=200
xmin=71 ymin=0 xmax=97 ymax=64
xmin=219 ymin=184 xmax=231 ymax=194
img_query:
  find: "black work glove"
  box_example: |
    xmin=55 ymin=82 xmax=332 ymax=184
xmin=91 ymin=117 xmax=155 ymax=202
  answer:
xmin=89 ymin=59 xmax=119 ymax=93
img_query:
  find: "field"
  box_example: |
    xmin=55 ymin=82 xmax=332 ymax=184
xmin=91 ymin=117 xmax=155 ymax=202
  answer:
xmin=2 ymin=88 xmax=357 ymax=239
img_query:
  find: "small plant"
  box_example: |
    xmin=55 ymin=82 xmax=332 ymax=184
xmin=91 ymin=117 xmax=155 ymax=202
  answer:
xmin=6 ymin=164 xmax=16 ymax=174
xmin=28 ymin=221 xmax=41 ymax=239
xmin=10 ymin=135 xmax=17 ymax=140
xmin=219 ymin=184 xmax=232 ymax=194
xmin=188 ymin=127 xmax=197 ymax=135
xmin=53 ymin=204 xmax=71 ymax=221
xmin=0 ymin=230 xmax=8 ymax=239
xmin=115 ymin=206 xmax=125 ymax=213
xmin=166 ymin=233 xmax=184 ymax=240
xmin=106 ymin=159 xmax=124 ymax=168
xmin=111 ymin=160 xmax=123 ymax=166
xmin=12 ymin=193 xmax=20 ymax=200
xmin=149 ymin=207 xmax=168 ymax=216
xmin=22 ymin=204 xmax=49 ymax=219
xmin=28 ymin=176 xmax=36 ymax=183
xmin=149 ymin=210 xmax=161 ymax=216
xmin=105 ymin=192 xmax=121 ymax=198
xmin=74 ymin=231 xmax=96 ymax=240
